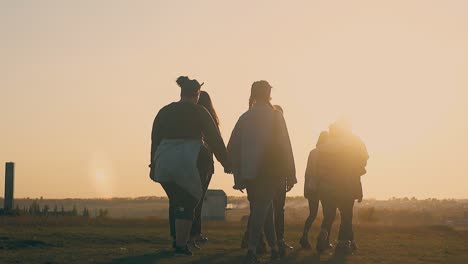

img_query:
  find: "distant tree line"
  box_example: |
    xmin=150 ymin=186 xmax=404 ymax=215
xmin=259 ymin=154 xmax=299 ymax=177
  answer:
xmin=4 ymin=200 xmax=109 ymax=218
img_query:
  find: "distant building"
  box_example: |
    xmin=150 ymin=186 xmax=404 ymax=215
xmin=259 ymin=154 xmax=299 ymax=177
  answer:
xmin=202 ymin=189 xmax=227 ymax=220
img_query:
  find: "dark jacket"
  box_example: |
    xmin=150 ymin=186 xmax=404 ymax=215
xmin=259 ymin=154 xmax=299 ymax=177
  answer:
xmin=151 ymin=101 xmax=228 ymax=171
xmin=317 ymin=134 xmax=368 ymax=200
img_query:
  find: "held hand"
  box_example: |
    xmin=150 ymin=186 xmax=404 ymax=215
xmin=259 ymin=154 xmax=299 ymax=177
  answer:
xmin=286 ymin=182 xmax=295 ymax=192
xmin=223 ymin=162 xmax=233 ymax=174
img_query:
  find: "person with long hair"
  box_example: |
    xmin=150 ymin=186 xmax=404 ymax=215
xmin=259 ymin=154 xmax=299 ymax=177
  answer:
xmin=299 ymin=131 xmax=330 ymax=249
xmin=150 ymin=76 xmax=230 ymax=256
xmin=228 ymin=80 xmax=296 ymax=264
xmin=198 ymin=91 xmax=219 ymax=126
xmin=189 ymin=91 xmax=220 ymax=248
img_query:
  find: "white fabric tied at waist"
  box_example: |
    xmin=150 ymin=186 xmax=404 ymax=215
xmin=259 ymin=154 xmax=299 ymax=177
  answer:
xmin=153 ymin=139 xmax=203 ymax=200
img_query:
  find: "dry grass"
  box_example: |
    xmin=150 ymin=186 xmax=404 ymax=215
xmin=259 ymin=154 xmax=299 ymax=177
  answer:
xmin=1 ymin=217 xmax=468 ymax=264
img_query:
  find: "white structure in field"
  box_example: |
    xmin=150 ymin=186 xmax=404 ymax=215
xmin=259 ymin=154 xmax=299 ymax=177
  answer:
xmin=202 ymin=189 xmax=227 ymax=220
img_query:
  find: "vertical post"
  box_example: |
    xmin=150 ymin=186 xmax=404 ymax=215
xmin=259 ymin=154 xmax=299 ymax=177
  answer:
xmin=4 ymin=162 xmax=14 ymax=212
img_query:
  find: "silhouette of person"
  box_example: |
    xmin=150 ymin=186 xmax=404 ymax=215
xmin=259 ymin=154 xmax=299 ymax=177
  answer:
xmin=316 ymin=119 xmax=369 ymax=254
xmin=228 ymin=81 xmax=296 ymax=263
xmin=149 ymin=76 xmax=230 ymax=256
xmin=271 ymin=104 xmax=295 ymax=252
xmin=240 ymin=104 xmax=295 ymax=256
xmin=300 ymin=131 xmax=331 ymax=249
xmin=189 ymin=91 xmax=221 ymax=248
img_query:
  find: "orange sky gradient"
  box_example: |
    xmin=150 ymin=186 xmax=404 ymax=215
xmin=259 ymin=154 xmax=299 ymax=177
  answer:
xmin=1 ymin=1 xmax=468 ymax=199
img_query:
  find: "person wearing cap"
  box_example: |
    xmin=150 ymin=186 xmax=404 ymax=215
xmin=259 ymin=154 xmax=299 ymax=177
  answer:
xmin=239 ymin=104 xmax=295 ymax=256
xmin=149 ymin=76 xmax=230 ymax=256
xmin=228 ymin=81 xmax=296 ymax=263
xmin=316 ymin=120 xmax=369 ymax=254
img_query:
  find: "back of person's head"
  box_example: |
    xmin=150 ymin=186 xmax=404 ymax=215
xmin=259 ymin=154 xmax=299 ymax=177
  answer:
xmin=176 ymin=76 xmax=203 ymax=98
xmin=249 ymin=80 xmax=273 ymax=109
xmin=329 ymin=118 xmax=352 ymax=138
xmin=316 ymin=131 xmax=329 ymax=147
xmin=198 ymin=91 xmax=220 ymax=126
xmin=273 ymin=104 xmax=284 ymax=114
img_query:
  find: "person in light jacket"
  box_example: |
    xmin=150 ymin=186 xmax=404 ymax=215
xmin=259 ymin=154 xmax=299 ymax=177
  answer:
xmin=150 ymin=76 xmax=230 ymax=256
xmin=228 ymin=80 xmax=296 ymax=264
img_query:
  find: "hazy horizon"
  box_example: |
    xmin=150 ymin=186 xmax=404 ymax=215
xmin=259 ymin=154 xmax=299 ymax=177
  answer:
xmin=2 ymin=1 xmax=468 ymax=199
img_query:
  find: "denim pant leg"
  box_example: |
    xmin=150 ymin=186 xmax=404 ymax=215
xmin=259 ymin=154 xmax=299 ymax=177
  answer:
xmin=248 ymin=199 xmax=277 ymax=253
xmin=338 ymin=199 xmax=355 ymax=241
xmin=273 ymin=190 xmax=286 ymax=241
xmin=303 ymin=197 xmax=320 ymax=234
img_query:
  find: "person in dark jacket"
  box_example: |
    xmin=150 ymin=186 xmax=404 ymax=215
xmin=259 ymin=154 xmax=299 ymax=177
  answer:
xmin=316 ymin=120 xmax=368 ymax=254
xmin=299 ymin=131 xmax=330 ymax=249
xmin=150 ymin=76 xmax=230 ymax=256
xmin=189 ymin=91 xmax=220 ymax=248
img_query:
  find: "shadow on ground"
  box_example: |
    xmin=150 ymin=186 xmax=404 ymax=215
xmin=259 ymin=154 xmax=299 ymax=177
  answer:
xmin=105 ymin=250 xmax=172 ymax=264
xmin=106 ymin=251 xmax=243 ymax=264
xmin=0 ymin=236 xmax=50 ymax=250
xmin=283 ymin=248 xmax=349 ymax=264
xmin=106 ymin=247 xmax=350 ymax=264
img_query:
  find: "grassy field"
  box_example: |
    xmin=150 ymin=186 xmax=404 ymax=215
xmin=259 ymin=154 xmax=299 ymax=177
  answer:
xmin=1 ymin=218 xmax=468 ymax=264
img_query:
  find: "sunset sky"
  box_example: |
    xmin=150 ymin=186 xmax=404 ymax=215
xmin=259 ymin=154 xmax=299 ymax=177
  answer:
xmin=1 ymin=0 xmax=467 ymax=199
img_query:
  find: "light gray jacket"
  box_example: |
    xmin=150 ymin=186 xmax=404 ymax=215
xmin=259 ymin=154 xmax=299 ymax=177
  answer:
xmin=152 ymin=139 xmax=203 ymax=200
xmin=227 ymin=103 xmax=296 ymax=190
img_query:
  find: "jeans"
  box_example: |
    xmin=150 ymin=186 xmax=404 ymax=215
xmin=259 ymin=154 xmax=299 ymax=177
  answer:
xmin=272 ymin=189 xmax=286 ymax=241
xmin=247 ymin=198 xmax=277 ymax=254
xmin=321 ymin=197 xmax=355 ymax=241
xmin=161 ymin=182 xmax=199 ymax=239
xmin=191 ymin=172 xmax=213 ymax=237
xmin=302 ymin=195 xmax=320 ymax=236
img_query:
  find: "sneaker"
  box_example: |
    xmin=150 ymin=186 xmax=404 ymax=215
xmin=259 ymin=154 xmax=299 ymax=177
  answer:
xmin=188 ymin=240 xmax=201 ymax=250
xmin=299 ymin=236 xmax=312 ymax=249
xmin=174 ymin=246 xmax=193 ymax=256
xmin=335 ymin=240 xmax=352 ymax=255
xmin=196 ymin=235 xmax=209 ymax=244
xmin=242 ymin=250 xmax=259 ymax=264
xmin=316 ymin=229 xmax=330 ymax=254
xmin=278 ymin=240 xmax=294 ymax=250
xmin=351 ymin=240 xmax=358 ymax=252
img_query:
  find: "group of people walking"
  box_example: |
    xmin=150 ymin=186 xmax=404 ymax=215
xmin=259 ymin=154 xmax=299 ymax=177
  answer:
xmin=149 ymin=76 xmax=369 ymax=263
